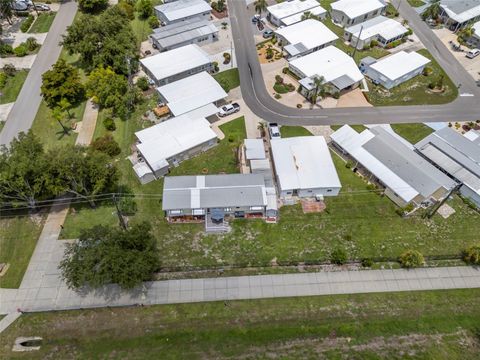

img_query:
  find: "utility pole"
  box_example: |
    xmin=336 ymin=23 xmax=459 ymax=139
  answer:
xmin=113 ymin=194 xmax=128 ymax=230
xmin=395 ymin=0 xmax=402 ymax=13
xmin=351 ymin=25 xmax=364 ymax=59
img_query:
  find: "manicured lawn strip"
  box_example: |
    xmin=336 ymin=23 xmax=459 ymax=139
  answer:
xmin=391 ymin=123 xmax=434 ymax=144
xmin=0 ymin=216 xmax=44 ymax=288
xmin=1 ymin=289 xmax=480 ymax=358
xmin=280 ymin=125 xmax=313 ymax=137
xmin=213 ymin=68 xmax=240 ymax=90
xmin=0 ymin=70 xmax=28 ymax=104
xmin=407 ymin=0 xmax=425 ymax=7
xmin=331 ymin=124 xmax=366 ymax=133
xmin=318 ymin=0 xmax=335 ymax=11
xmin=365 ymin=49 xmax=458 ymax=106
xmin=130 ymin=0 xmax=163 ymax=46
xmin=28 ymin=12 xmax=57 ymax=33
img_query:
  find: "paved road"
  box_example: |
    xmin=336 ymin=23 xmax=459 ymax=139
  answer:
xmin=229 ymin=0 xmax=480 ymax=125
xmin=0 ymin=0 xmax=78 ymax=146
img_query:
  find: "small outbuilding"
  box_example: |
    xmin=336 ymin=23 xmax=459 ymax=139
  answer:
xmin=270 ymin=136 xmax=342 ymax=199
xmin=150 ymin=18 xmax=218 ymax=52
xmin=344 ymin=16 xmax=408 ymax=49
xmin=360 ymin=51 xmax=430 ymax=89
xmin=154 ymin=0 xmax=212 ymax=25
xmin=275 ymin=19 xmax=338 ymax=59
xmin=244 ymin=139 xmax=266 ymax=161
xmin=157 ymin=71 xmax=228 ymax=118
xmin=266 ymin=0 xmax=327 ymax=27
xmin=331 ymin=0 xmax=386 ymax=27
xmin=140 ymin=44 xmax=213 ymax=86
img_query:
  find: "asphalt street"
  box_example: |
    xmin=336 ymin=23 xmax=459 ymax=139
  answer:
xmin=229 ymin=0 xmax=480 ymax=125
xmin=0 ymin=0 xmax=78 ymax=146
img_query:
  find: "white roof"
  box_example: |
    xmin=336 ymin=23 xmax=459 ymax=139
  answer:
xmin=346 ymin=16 xmax=408 ymax=41
xmin=441 ymin=1 xmax=480 ymax=24
xmin=140 ymin=44 xmax=211 ymax=81
xmin=331 ymin=125 xmax=418 ymax=202
xmin=289 ymin=45 xmax=364 ymax=84
xmin=275 ymin=19 xmax=338 ymax=55
xmin=267 ymin=0 xmax=325 ymax=20
xmin=271 ymin=136 xmax=341 ymax=192
xmin=369 ymin=51 xmax=430 ymax=81
xmin=155 ymin=0 xmax=211 ymax=22
xmin=157 ymin=71 xmax=227 ymax=116
xmin=464 ymin=129 xmax=480 ymax=142
xmin=136 ymin=114 xmax=217 ymax=171
xmin=244 ymin=139 xmax=266 ymax=160
xmin=133 ymin=162 xmax=154 ymax=178
xmin=281 ymin=6 xmax=327 ymax=26
xmin=473 ymin=20 xmax=480 ymax=37
xmin=331 ymin=0 xmax=385 ymax=19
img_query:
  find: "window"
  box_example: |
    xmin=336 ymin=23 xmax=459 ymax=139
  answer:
xmin=327 ymin=189 xmax=332 ymax=193
xmin=169 ymin=210 xmax=183 ymax=215
xmin=224 ymin=207 xmax=232 ymax=212
xmin=250 ymin=206 xmax=263 ymax=211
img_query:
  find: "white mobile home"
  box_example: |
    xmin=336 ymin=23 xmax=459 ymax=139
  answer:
xmin=439 ymin=0 xmax=480 ymax=31
xmin=266 ymin=0 xmax=326 ymax=27
xmin=344 ymin=16 xmax=408 ymax=49
xmin=360 ymin=51 xmax=430 ymax=89
xmin=155 ymin=0 xmax=211 ymax=25
xmin=331 ymin=0 xmax=386 ymax=27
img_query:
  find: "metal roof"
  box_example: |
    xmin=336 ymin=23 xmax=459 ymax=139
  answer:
xmin=155 ymin=0 xmax=211 ymax=22
xmin=346 ymin=16 xmax=408 ymax=41
xmin=157 ymin=72 xmax=227 ymax=116
xmin=140 ymin=44 xmax=211 ymax=81
xmin=151 ymin=20 xmax=218 ymax=49
xmin=244 ymin=139 xmax=266 ymax=160
xmin=331 ymin=0 xmax=385 ymax=19
xmin=267 ymin=0 xmax=325 ymax=20
xmin=441 ymin=0 xmax=480 ymax=23
xmin=281 ymin=5 xmax=327 ymax=26
xmin=270 ymin=136 xmax=341 ymax=192
xmin=368 ymin=51 xmax=431 ymax=82
xmin=162 ymin=174 xmax=268 ymax=210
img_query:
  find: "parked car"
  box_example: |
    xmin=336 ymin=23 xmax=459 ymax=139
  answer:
xmin=34 ymin=3 xmax=51 ymax=10
xmin=466 ymin=49 xmax=480 ymax=59
xmin=252 ymin=14 xmax=260 ymax=23
xmin=268 ymin=123 xmax=281 ymax=139
xmin=263 ymin=29 xmax=274 ymax=39
xmin=11 ymin=1 xmax=28 ymax=10
xmin=218 ymin=102 xmax=240 ymax=117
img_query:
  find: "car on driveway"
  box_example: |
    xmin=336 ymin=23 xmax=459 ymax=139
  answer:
xmin=34 ymin=3 xmax=51 ymax=10
xmin=252 ymin=14 xmax=260 ymax=23
xmin=218 ymin=102 xmax=240 ymax=117
xmin=466 ymin=49 xmax=480 ymax=59
xmin=263 ymin=29 xmax=274 ymax=39
xmin=268 ymin=123 xmax=281 ymax=139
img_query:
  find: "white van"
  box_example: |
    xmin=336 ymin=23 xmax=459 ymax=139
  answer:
xmin=466 ymin=49 xmax=480 ymax=59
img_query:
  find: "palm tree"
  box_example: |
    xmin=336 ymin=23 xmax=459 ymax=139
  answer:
xmin=458 ymin=26 xmax=473 ymax=43
xmin=422 ymin=0 xmax=441 ymax=21
xmin=254 ymin=0 xmax=267 ymax=15
xmin=301 ymin=11 xmax=319 ymax=21
xmin=309 ymin=76 xmax=329 ymax=105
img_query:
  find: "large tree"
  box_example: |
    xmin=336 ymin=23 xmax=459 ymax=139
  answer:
xmin=78 ymin=0 xmax=108 ymax=13
xmin=60 ymin=222 xmax=160 ymax=289
xmin=62 ymin=6 xmax=138 ymax=75
xmin=309 ymin=76 xmax=329 ymax=105
xmin=41 ymin=59 xmax=85 ymax=109
xmin=254 ymin=0 xmax=267 ymax=15
xmin=136 ymin=0 xmax=153 ymax=19
xmin=0 ymin=132 xmax=51 ymax=208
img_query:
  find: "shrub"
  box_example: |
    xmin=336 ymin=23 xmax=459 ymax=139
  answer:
xmin=266 ymin=48 xmax=274 ymax=59
xmin=136 ymin=76 xmax=149 ymax=91
xmin=148 ymin=15 xmax=160 ymax=29
xmin=103 ymin=117 xmax=116 ymax=131
xmin=212 ymin=61 xmax=219 ymax=72
xmin=406 ymin=28 xmax=413 ymax=36
xmin=287 ymin=83 xmax=295 ymax=92
xmin=16 ymin=11 xmax=30 ymax=17
xmin=274 ymin=93 xmax=281 ymax=99
xmin=330 ymin=247 xmax=348 ymax=265
xmin=3 ymin=64 xmax=16 ymax=77
xmin=273 ymin=83 xmax=289 ymax=94
xmin=398 ymin=250 xmax=424 ymax=268
xmin=25 ymin=37 xmax=39 ymax=52
xmin=91 ymin=134 xmax=121 ymax=157
xmin=0 ymin=73 xmax=7 ymax=89
xmin=332 ymin=92 xmax=340 ymax=99
xmin=403 ymin=203 xmax=415 ymax=213
xmin=14 ymin=45 xmax=27 ymax=57
xmin=118 ymin=2 xmax=135 ymax=20
xmin=462 ymin=245 xmax=480 ymax=265
xmin=282 ymin=67 xmax=289 ymax=74
xmin=0 ymin=43 xmax=14 ymax=56
xmin=275 ymin=75 xmax=283 ymax=84
xmin=345 ymin=161 xmax=353 ymax=169
xmin=370 ymin=40 xmax=378 ymax=48
xmin=422 ymin=66 xmax=433 ymax=76
xmin=20 ymin=15 xmax=35 ymax=33
xmin=361 ymin=258 xmax=373 ymax=267
xmin=118 ymin=196 xmax=137 ymax=215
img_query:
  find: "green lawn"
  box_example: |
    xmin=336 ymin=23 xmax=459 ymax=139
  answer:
xmin=365 ymin=49 xmax=458 ymax=106
xmin=0 ymin=70 xmax=28 ymax=104
xmin=280 ymin=125 xmax=313 ymax=138
xmin=391 ymin=123 xmax=434 ymax=144
xmin=1 ymin=289 xmax=480 ymax=358
xmin=130 ymin=2 xmax=163 ymax=46
xmin=318 ymin=0 xmax=335 ymax=11
xmin=0 ymin=216 xmax=45 ymax=288
xmin=28 ymin=12 xmax=57 ymax=33
xmin=213 ymin=68 xmax=240 ymax=91
xmin=407 ymin=0 xmax=425 ymax=7
xmin=331 ymin=124 xmax=366 ymax=133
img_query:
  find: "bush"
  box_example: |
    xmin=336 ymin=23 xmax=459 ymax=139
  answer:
xmin=463 ymin=245 xmax=480 ymax=265
xmin=223 ymin=52 xmax=231 ymax=65
xmin=332 ymin=92 xmax=340 ymax=99
xmin=118 ymin=2 xmax=135 ymax=20
xmin=16 ymin=11 xmax=30 ymax=17
xmin=345 ymin=161 xmax=353 ymax=169
xmin=103 ymin=118 xmax=116 ymax=131
xmin=406 ymin=28 xmax=413 ymax=36
xmin=25 ymin=37 xmax=39 ymax=52
xmin=398 ymin=250 xmax=424 ymax=268
xmin=212 ymin=61 xmax=219 ymax=72
xmin=118 ymin=196 xmax=137 ymax=215
xmin=282 ymin=67 xmax=289 ymax=74
xmin=422 ymin=67 xmax=433 ymax=76
xmin=0 ymin=73 xmax=7 ymax=89
xmin=14 ymin=45 xmax=27 ymax=57
xmin=0 ymin=43 xmax=13 ymax=56
xmin=20 ymin=15 xmax=35 ymax=33
xmin=370 ymin=40 xmax=378 ymax=48
xmin=136 ymin=76 xmax=149 ymax=91
xmin=275 ymin=75 xmax=284 ymax=84
xmin=403 ymin=203 xmax=415 ymax=213
xmin=330 ymin=247 xmax=348 ymax=265
xmin=148 ymin=15 xmax=160 ymax=29
xmin=3 ymin=64 xmax=16 ymax=77
xmin=274 ymin=93 xmax=281 ymax=99
xmin=361 ymin=258 xmax=373 ymax=268
xmin=91 ymin=134 xmax=121 ymax=157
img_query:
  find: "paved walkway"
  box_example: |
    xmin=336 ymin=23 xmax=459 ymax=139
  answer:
xmin=75 ymin=99 xmax=98 ymax=146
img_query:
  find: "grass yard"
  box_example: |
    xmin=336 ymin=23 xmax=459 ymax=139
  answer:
xmin=407 ymin=0 xmax=425 ymax=7
xmin=318 ymin=0 xmax=335 ymax=11
xmin=1 ymin=289 xmax=480 ymax=358
xmin=213 ymin=68 xmax=240 ymax=91
xmin=130 ymin=1 xmax=163 ymax=46
xmin=391 ymin=123 xmax=434 ymax=144
xmin=331 ymin=124 xmax=366 ymax=133
xmin=280 ymin=125 xmax=313 ymax=138
xmin=28 ymin=12 xmax=56 ymax=33
xmin=365 ymin=49 xmax=458 ymax=106
xmin=0 ymin=70 xmax=28 ymax=104
xmin=0 ymin=215 xmax=45 ymax=288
